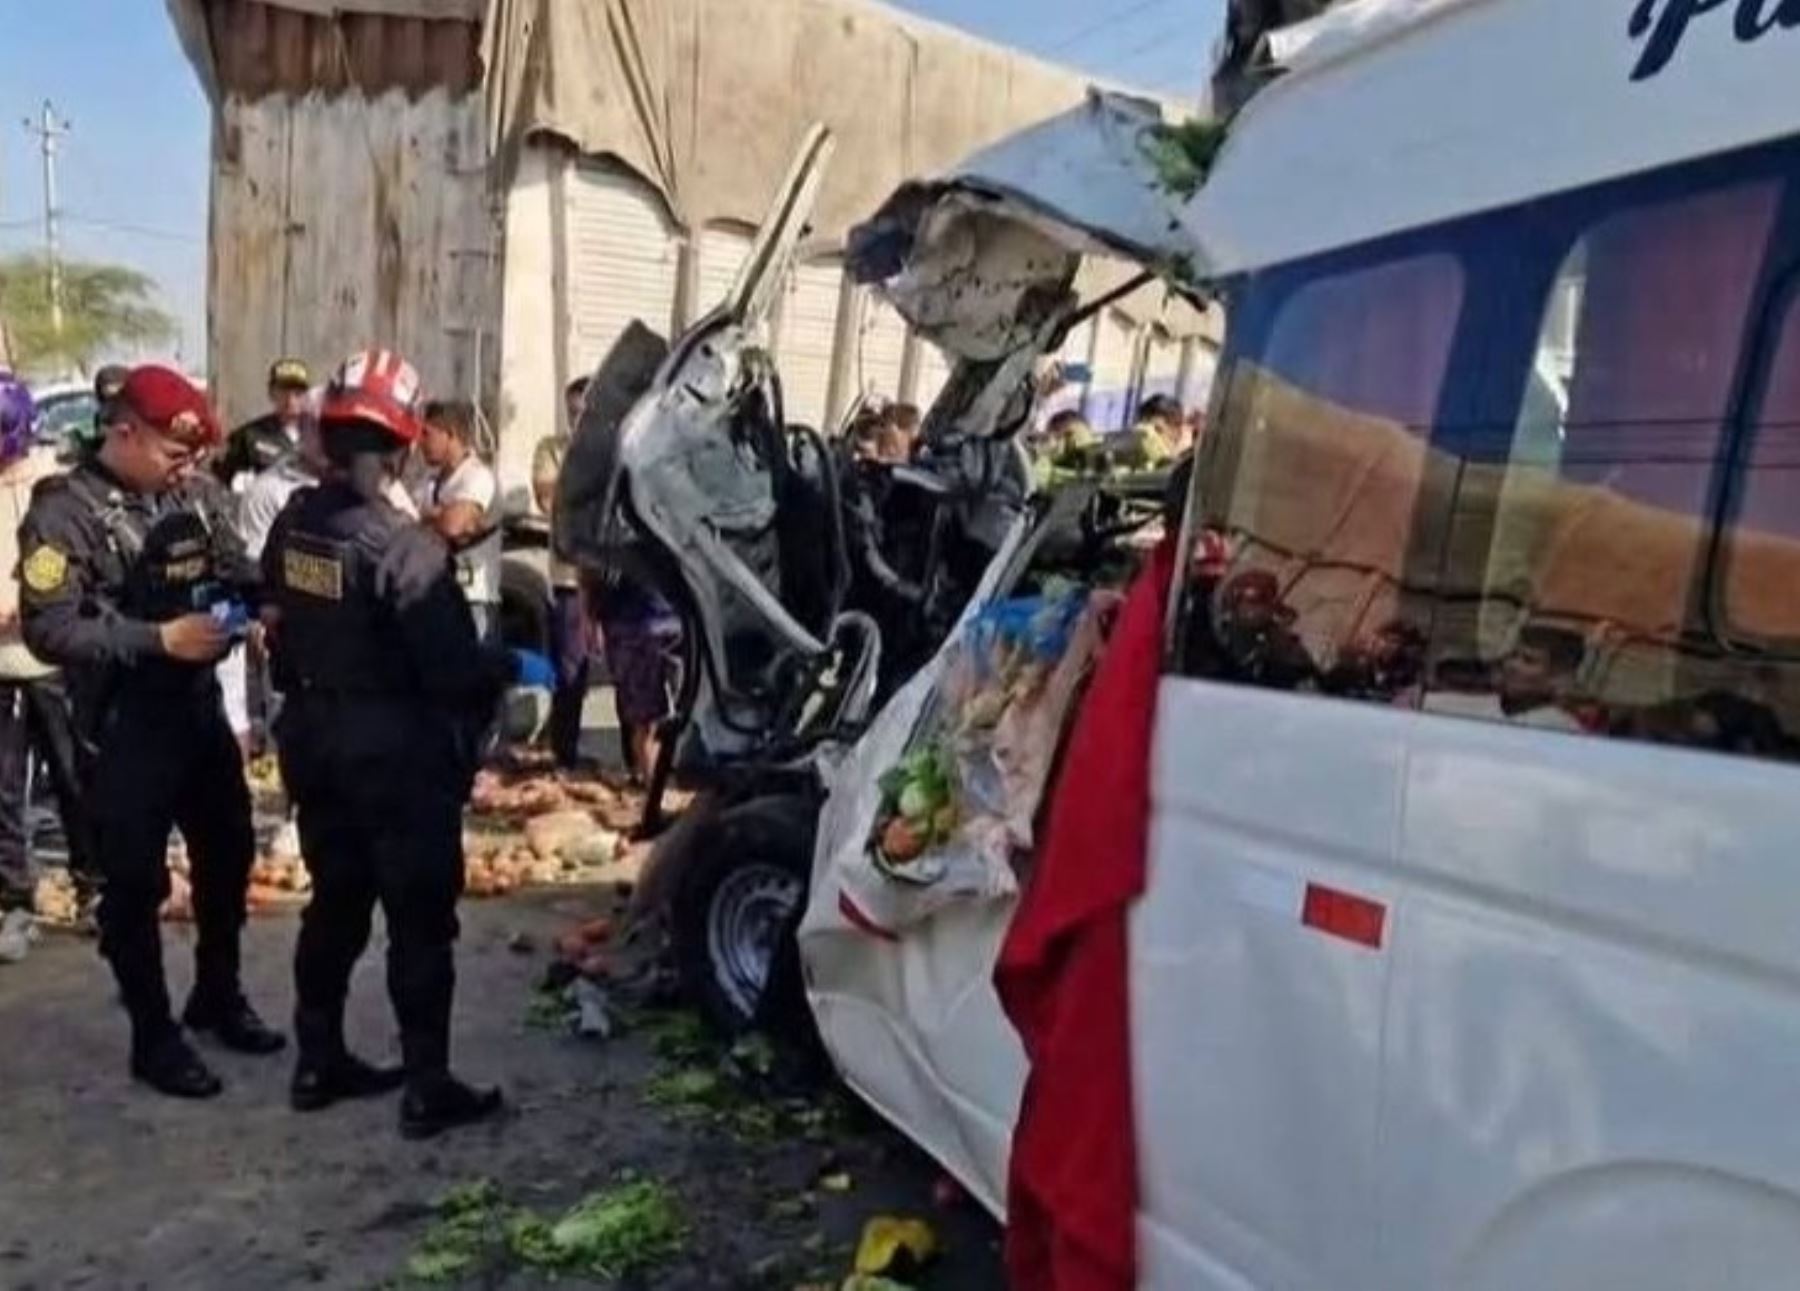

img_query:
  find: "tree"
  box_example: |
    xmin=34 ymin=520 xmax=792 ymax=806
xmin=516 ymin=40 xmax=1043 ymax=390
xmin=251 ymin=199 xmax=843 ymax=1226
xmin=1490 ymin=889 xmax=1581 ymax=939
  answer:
xmin=0 ymin=253 xmax=177 ymax=377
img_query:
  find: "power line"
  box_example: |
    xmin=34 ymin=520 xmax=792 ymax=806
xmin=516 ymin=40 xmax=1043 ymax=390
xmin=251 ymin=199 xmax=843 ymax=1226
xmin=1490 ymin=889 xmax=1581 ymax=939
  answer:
xmin=62 ymin=214 xmax=203 ymax=245
xmin=1044 ymin=0 xmax=1187 ymax=54
xmin=1104 ymin=18 xmax=1213 ymax=68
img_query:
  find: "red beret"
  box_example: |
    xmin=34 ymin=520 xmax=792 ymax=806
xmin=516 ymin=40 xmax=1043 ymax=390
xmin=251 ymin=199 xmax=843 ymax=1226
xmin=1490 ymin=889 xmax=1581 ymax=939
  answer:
xmin=119 ymin=365 xmax=220 ymax=446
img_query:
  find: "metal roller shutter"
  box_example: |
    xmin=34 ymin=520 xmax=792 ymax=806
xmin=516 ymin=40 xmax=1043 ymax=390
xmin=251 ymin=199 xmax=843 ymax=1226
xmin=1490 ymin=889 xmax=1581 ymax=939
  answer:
xmin=565 ymin=162 xmax=680 ymax=375
xmin=1087 ymin=308 xmax=1138 ymax=430
xmin=775 ymin=259 xmax=843 ymax=430
xmin=698 ymin=226 xmax=754 ymax=320
xmin=1034 ymin=317 xmax=1097 ymax=428
xmin=1181 ymin=340 xmax=1221 ymax=414
xmin=914 ymin=336 xmax=953 ymax=412
xmin=1143 ymin=328 xmax=1184 ymax=404
xmin=855 ymin=293 xmax=908 ymax=407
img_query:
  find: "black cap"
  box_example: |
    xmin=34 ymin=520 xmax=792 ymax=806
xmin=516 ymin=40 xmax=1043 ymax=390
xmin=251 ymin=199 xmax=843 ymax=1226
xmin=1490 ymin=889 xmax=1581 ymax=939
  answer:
xmin=1138 ymin=393 xmax=1183 ymax=424
xmin=268 ymin=358 xmax=311 ymax=390
xmin=94 ymin=364 xmax=129 ymax=402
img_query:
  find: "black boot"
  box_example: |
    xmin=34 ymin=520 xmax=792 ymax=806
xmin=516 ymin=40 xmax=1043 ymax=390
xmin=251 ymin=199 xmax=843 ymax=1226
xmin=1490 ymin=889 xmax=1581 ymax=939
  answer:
xmin=292 ymin=1053 xmax=407 ymax=1112
xmin=183 ymin=992 xmax=287 ymax=1056
xmin=130 ymin=1030 xmax=223 ymax=1100
xmin=399 ymin=1073 xmax=504 ymax=1140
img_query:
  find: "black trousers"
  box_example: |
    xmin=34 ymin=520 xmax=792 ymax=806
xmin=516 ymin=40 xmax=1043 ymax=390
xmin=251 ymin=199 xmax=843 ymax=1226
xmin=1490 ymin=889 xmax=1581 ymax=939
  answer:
xmin=548 ymin=587 xmax=590 ymax=767
xmin=89 ymin=689 xmax=256 ymax=1050
xmin=0 ymin=676 xmax=95 ymax=909
xmin=279 ymin=697 xmax=466 ymax=1083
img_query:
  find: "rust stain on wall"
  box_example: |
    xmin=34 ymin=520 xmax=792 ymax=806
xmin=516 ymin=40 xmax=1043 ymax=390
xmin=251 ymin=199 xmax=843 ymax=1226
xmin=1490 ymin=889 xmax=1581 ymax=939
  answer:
xmin=202 ymin=0 xmax=479 ymax=101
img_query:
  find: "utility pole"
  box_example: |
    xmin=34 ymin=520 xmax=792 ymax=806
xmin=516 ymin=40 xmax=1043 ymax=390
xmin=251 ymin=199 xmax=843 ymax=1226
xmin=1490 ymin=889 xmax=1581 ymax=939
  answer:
xmin=23 ymin=100 xmax=71 ymax=342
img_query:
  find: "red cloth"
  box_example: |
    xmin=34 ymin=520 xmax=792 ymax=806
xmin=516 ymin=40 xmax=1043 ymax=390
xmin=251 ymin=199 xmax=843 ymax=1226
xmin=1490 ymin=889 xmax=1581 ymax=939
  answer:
xmin=995 ymin=540 xmax=1174 ymax=1291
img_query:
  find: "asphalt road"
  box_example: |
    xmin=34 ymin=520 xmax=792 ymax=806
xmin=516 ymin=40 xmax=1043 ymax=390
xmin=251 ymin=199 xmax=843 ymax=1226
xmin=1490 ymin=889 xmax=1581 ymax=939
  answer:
xmin=0 ymin=888 xmax=1005 ymax=1290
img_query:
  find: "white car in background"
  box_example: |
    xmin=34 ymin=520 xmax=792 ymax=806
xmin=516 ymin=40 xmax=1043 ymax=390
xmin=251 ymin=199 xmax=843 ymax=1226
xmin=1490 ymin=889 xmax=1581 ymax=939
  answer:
xmin=28 ymin=381 xmax=97 ymax=453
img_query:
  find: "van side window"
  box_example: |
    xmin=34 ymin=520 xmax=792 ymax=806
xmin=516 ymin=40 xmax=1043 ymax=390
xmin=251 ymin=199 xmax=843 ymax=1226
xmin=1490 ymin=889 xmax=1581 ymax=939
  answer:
xmin=1721 ymin=283 xmax=1800 ymax=648
xmin=1181 ymin=254 xmax=1463 ymax=702
xmin=1426 ymin=180 xmax=1789 ymax=751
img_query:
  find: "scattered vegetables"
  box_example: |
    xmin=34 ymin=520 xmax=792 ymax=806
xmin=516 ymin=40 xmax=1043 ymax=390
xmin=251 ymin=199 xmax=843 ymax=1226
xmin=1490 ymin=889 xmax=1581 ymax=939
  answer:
xmin=529 ymin=1178 xmax=686 ymax=1277
xmin=871 ymin=743 xmax=960 ymax=866
xmin=645 ymin=1065 xmax=729 ymax=1113
xmin=853 ymin=1216 xmax=938 ymax=1278
xmin=402 ymin=1176 xmax=685 ymax=1285
xmin=32 ymin=871 xmax=82 ymax=927
xmin=1139 ymin=117 xmax=1230 ymax=201
xmin=647 ymin=1010 xmax=714 ymax=1064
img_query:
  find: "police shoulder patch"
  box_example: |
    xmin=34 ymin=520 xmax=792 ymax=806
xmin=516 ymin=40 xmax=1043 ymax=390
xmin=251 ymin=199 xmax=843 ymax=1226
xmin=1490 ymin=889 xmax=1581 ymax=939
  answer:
xmin=22 ymin=544 xmax=68 ymax=594
xmin=283 ymin=547 xmax=344 ymax=601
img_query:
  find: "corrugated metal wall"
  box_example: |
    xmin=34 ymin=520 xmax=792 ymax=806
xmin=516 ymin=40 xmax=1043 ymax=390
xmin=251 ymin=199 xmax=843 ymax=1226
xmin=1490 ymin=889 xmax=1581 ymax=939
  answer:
xmin=564 ymin=160 xmax=680 ymax=375
xmin=774 ymin=260 xmax=844 ymax=430
xmin=209 ymin=89 xmax=494 ymax=432
xmin=201 ymin=0 xmax=491 ymax=432
xmin=856 ymin=294 xmax=908 ymax=405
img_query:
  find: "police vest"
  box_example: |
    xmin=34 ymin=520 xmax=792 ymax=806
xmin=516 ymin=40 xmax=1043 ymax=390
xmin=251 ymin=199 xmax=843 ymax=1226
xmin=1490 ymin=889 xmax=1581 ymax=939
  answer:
xmin=271 ymin=506 xmax=416 ymax=696
xmin=66 ymin=474 xmax=228 ymax=623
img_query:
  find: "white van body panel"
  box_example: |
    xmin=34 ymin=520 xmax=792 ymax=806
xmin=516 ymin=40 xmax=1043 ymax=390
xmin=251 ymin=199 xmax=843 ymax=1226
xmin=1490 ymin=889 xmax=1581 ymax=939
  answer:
xmin=1380 ymin=714 xmax=1800 ymax=1291
xmin=1137 ymin=684 xmax=1800 ymax=1290
xmin=1186 ymin=0 xmax=1800 ymax=277
xmin=804 ymin=3 xmax=1800 ymax=1286
xmin=800 ymin=520 xmax=1034 ymax=1216
xmin=1135 ymin=680 xmax=1405 ymax=1290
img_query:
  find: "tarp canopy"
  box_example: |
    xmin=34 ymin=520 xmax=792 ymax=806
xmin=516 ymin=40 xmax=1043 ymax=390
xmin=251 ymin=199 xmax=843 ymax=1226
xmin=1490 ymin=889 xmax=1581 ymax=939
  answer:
xmin=479 ymin=0 xmax=1142 ymax=245
xmin=172 ymin=0 xmax=1177 ymax=248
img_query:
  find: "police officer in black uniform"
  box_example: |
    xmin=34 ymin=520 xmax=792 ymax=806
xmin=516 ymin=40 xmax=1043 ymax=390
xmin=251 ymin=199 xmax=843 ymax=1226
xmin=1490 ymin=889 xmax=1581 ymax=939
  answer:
xmin=18 ymin=366 xmax=284 ymax=1099
xmin=262 ymin=350 xmax=511 ymax=1137
xmin=214 ymin=357 xmax=311 ymax=489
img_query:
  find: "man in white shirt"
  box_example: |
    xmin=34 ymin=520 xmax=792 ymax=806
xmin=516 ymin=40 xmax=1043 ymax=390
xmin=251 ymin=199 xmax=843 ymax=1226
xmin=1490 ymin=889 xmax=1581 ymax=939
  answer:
xmin=1422 ymin=625 xmax=1589 ymax=734
xmin=218 ymin=399 xmax=326 ymax=760
xmin=418 ymin=399 xmax=503 ymax=642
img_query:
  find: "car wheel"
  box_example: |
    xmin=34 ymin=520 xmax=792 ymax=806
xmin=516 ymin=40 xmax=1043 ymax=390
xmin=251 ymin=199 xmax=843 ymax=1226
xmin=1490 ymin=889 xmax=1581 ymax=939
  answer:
xmin=672 ymin=795 xmax=818 ymax=1036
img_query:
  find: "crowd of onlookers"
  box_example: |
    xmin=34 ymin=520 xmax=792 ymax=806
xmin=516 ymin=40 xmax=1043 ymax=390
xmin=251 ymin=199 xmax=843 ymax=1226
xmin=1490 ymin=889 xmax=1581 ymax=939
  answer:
xmin=843 ymin=382 xmax=1207 ymax=480
xmin=0 ymin=355 xmax=1214 ymax=946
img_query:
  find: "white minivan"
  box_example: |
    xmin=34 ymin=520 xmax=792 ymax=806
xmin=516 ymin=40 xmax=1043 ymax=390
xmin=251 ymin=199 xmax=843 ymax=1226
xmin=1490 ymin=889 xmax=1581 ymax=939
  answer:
xmin=1137 ymin=3 xmax=1800 ymax=1288
xmin=589 ymin=1 xmax=1800 ymax=1286
xmin=808 ymin=2 xmax=1800 ymax=1289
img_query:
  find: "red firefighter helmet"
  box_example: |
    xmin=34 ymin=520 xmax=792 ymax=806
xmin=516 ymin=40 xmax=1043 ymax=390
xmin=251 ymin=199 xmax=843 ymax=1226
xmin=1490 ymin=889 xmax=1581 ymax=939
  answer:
xmin=318 ymin=349 xmax=425 ymax=445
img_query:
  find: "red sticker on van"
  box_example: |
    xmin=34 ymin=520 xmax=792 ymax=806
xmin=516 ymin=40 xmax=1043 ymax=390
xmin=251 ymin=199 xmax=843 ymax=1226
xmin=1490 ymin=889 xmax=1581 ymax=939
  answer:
xmin=1302 ymin=884 xmax=1387 ymax=950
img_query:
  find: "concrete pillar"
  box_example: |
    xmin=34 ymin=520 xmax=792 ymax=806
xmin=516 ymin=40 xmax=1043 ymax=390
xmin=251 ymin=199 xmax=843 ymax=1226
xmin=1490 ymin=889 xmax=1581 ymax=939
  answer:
xmin=822 ymin=273 xmax=861 ymax=433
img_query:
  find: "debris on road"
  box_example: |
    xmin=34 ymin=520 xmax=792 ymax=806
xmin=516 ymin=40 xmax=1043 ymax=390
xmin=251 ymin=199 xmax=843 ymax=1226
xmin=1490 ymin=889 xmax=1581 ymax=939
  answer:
xmin=4 ymin=889 xmax=1008 ymax=1289
xmin=30 ymin=871 xmax=81 ymax=927
xmin=571 ymin=977 xmax=615 ymax=1039
xmin=853 ymin=1215 xmax=939 ymax=1278
xmin=931 ymin=1172 xmax=969 ymax=1210
xmin=0 ymin=909 xmax=37 ymax=963
xmin=402 ymin=1174 xmax=686 ymax=1285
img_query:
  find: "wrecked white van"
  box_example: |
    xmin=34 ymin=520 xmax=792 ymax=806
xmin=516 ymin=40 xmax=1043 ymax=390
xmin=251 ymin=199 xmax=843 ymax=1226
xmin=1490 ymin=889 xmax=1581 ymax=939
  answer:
xmin=569 ymin=1 xmax=1800 ymax=1286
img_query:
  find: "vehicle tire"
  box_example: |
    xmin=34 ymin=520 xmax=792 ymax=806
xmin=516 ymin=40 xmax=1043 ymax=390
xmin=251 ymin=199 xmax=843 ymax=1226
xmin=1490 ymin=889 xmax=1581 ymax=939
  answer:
xmin=672 ymin=794 xmax=819 ymax=1037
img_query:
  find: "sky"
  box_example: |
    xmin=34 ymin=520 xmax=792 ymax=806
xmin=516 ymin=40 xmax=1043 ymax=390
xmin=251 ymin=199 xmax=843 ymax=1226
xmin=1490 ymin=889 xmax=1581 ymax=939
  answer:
xmin=0 ymin=0 xmax=1223 ymax=374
